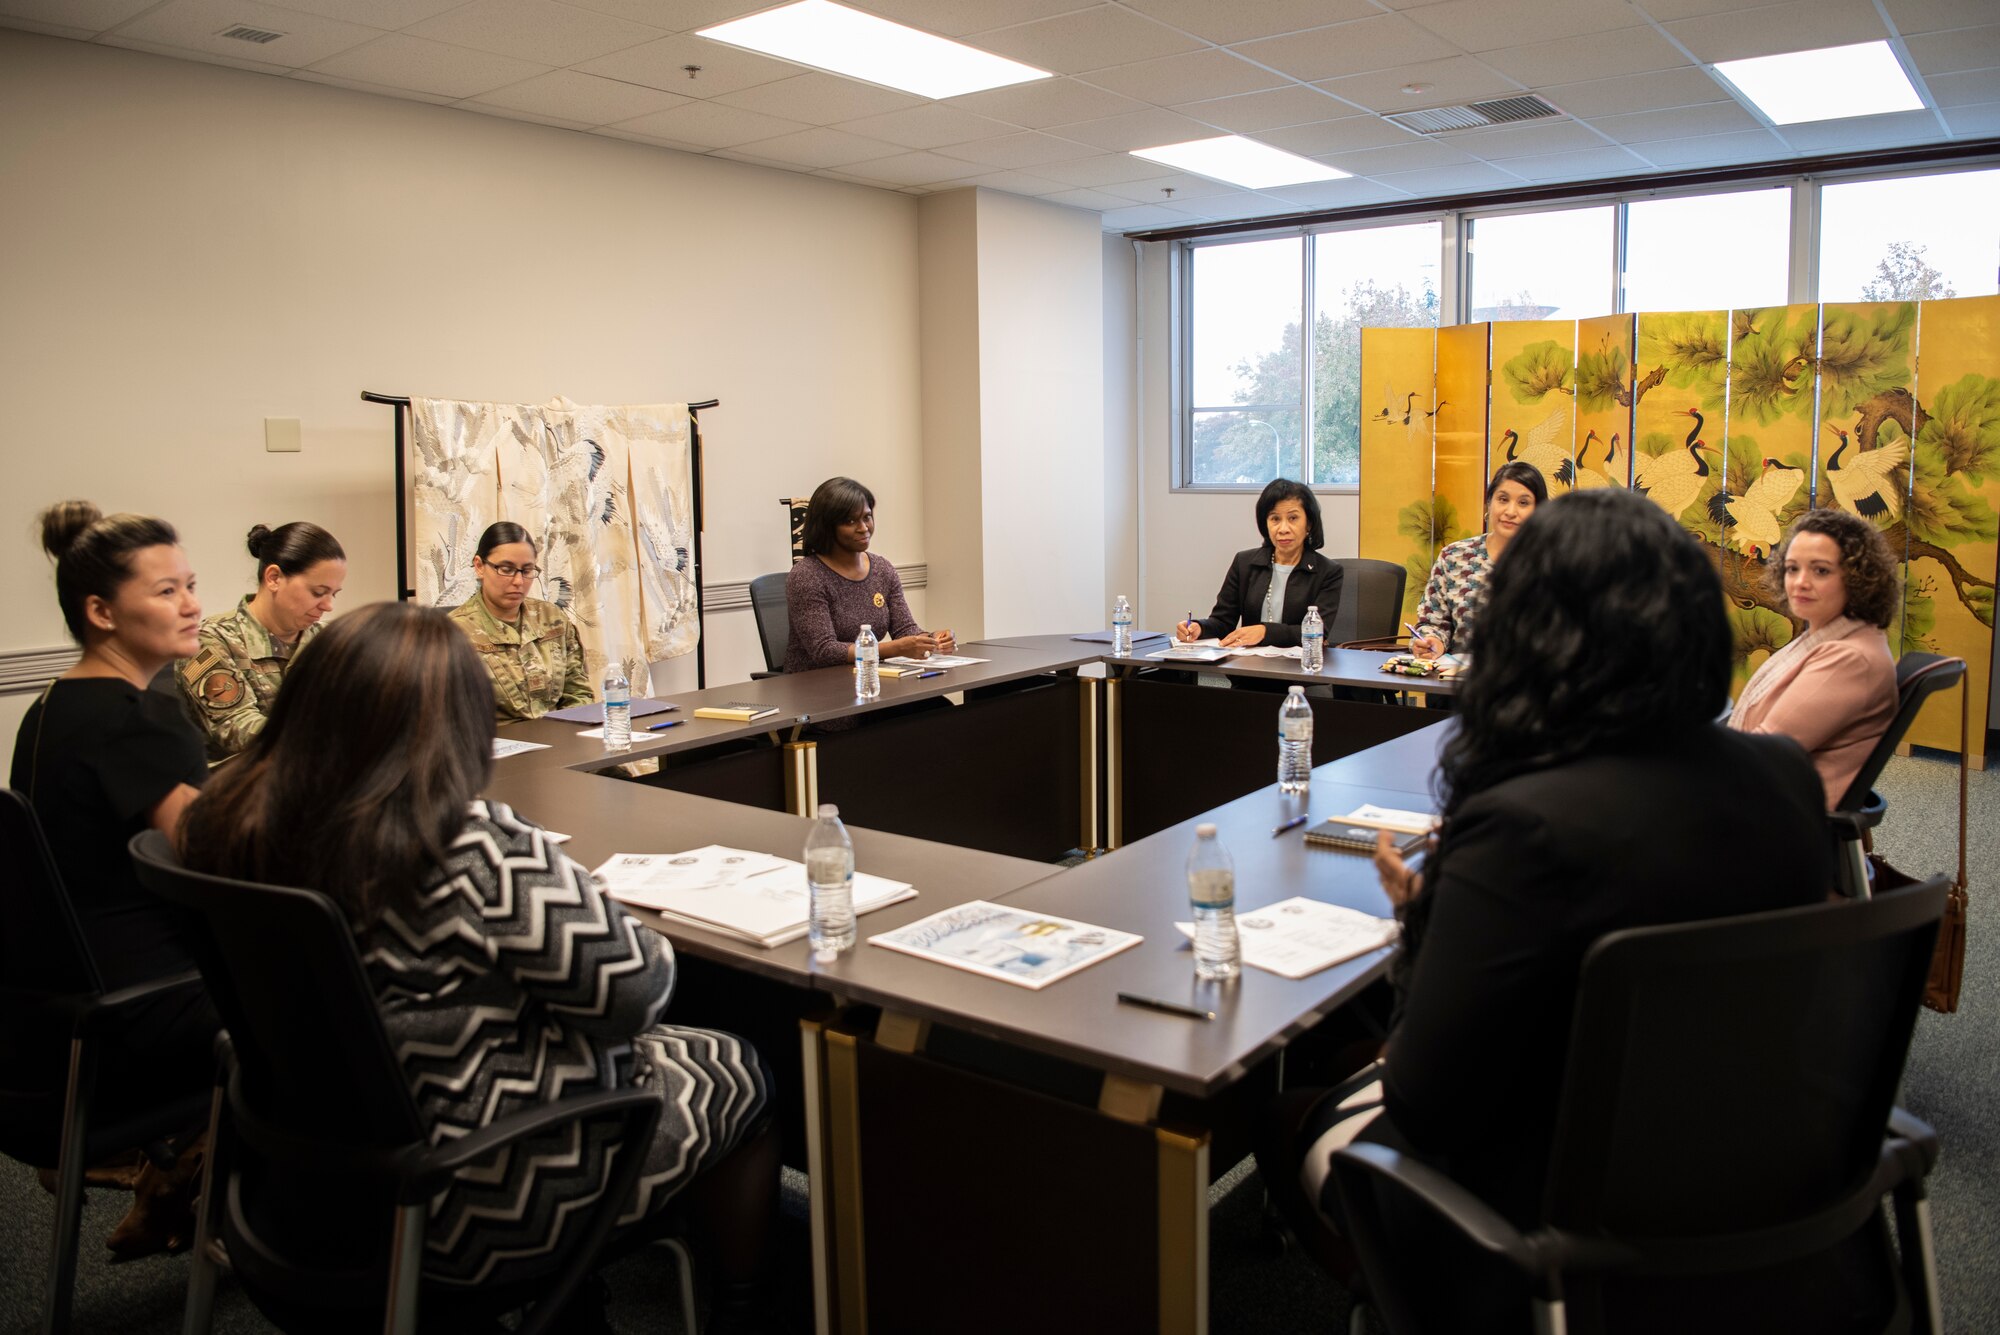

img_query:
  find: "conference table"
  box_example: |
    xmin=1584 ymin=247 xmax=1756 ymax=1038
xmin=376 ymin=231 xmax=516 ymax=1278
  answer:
xmin=482 ymin=635 xmax=1454 ymax=1335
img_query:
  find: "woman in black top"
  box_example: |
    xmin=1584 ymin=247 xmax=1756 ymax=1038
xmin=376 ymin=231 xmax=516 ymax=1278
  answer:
xmin=1175 ymin=478 xmax=1343 ymax=648
xmin=9 ymin=501 xmax=219 ymax=1255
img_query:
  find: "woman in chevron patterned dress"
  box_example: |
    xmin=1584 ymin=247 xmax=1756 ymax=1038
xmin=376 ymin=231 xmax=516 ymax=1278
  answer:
xmin=180 ymin=601 xmax=775 ymax=1296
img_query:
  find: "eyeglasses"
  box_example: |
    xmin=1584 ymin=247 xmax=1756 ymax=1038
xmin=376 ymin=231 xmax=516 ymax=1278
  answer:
xmin=484 ymin=562 xmax=541 ymax=581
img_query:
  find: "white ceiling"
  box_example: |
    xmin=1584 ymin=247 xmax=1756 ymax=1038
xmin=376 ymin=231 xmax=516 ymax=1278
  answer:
xmin=5 ymin=0 xmax=1997 ymax=231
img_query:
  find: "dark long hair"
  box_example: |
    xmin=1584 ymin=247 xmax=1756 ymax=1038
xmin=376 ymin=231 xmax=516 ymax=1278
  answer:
xmin=38 ymin=501 xmax=181 ymax=642
xmin=1253 ymin=478 xmax=1324 ymax=552
xmin=476 ymin=522 xmax=536 ymax=559
xmin=248 ymin=521 xmax=344 ymax=581
xmin=180 ymin=602 xmax=495 ymax=928
xmin=799 ymin=477 xmax=876 ymax=558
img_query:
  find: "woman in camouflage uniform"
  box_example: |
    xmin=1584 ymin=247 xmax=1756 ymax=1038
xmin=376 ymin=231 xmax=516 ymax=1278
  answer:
xmin=447 ymin=522 xmax=594 ymax=721
xmin=179 ymin=522 xmax=345 ymax=764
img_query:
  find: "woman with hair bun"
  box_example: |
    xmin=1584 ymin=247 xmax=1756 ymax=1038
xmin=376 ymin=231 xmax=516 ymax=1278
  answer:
xmin=179 ymin=521 xmax=346 ymax=764
xmin=1408 ymin=460 xmax=1547 ymax=660
xmin=10 ymin=500 xmax=219 ymax=1257
xmin=448 ymin=521 xmax=593 ymax=721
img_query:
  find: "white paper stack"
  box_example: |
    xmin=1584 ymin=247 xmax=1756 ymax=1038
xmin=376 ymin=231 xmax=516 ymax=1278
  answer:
xmin=594 ymin=846 xmax=916 ymax=948
xmin=1175 ymin=897 xmax=1399 ymax=980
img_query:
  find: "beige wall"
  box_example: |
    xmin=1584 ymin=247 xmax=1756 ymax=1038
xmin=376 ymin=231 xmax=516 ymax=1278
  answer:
xmin=1102 ymin=233 xmax=1139 ymax=615
xmin=917 ymin=190 xmax=985 ymax=642
xmin=0 ymin=30 xmax=926 ymax=737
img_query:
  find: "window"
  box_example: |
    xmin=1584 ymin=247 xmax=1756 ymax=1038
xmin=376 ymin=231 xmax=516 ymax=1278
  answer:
xmin=1624 ymin=187 xmax=1791 ymax=312
xmin=1187 ymin=236 xmax=1302 ymax=486
xmin=1818 ymin=166 xmax=2000 ymax=302
xmin=1467 ymin=205 xmax=1614 ymax=322
xmin=1312 ymin=223 xmax=1441 ymax=486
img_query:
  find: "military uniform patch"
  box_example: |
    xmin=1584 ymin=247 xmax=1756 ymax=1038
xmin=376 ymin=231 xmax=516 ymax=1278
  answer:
xmin=200 ymin=670 xmax=245 ymax=710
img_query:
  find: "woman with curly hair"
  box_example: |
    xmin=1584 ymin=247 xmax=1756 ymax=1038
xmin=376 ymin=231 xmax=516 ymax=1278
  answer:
xmin=1730 ymin=508 xmax=1899 ymax=808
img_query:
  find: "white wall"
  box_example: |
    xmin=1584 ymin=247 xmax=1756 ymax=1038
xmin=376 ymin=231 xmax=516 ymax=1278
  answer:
xmin=1102 ymin=234 xmax=1139 ymax=615
xmin=0 ymin=30 xmax=926 ymax=737
xmin=1132 ymin=240 xmax=1361 ymax=633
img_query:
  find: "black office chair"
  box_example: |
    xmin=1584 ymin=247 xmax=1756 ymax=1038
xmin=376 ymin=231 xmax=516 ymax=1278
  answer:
xmin=1332 ymin=879 xmax=1949 ymax=1335
xmin=0 ymin=789 xmax=212 ymax=1333
xmin=128 ymin=830 xmax=668 ymax=1335
xmin=749 ymin=571 xmax=790 ymax=679
xmin=1329 ymin=558 xmax=1407 ymax=647
xmin=1830 ymin=653 xmax=1966 ymax=898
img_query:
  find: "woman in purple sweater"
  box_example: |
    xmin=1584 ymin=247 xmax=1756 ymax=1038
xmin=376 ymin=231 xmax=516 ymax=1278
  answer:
xmin=783 ymin=476 xmax=953 ymax=673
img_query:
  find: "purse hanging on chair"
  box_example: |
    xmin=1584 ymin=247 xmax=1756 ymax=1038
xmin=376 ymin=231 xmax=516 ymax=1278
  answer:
xmin=1921 ymin=679 xmax=1971 ymax=1014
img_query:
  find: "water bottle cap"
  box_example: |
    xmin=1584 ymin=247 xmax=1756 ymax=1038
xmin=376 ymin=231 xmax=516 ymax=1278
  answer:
xmin=1196 ymin=823 xmax=1217 ymax=838
xmin=859 ymin=623 xmax=872 ymax=632
xmin=1288 ymin=684 xmax=1305 ymax=695
xmin=817 ymin=804 xmax=839 ymax=818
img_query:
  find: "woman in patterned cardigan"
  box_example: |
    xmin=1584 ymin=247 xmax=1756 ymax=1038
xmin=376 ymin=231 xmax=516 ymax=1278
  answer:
xmin=1409 ymin=461 xmax=1547 ymax=660
xmin=181 ymin=602 xmax=775 ymax=1312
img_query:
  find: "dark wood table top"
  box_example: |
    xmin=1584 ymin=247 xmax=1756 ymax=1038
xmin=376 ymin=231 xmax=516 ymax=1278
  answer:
xmin=972 ymin=633 xmax=1457 ymax=694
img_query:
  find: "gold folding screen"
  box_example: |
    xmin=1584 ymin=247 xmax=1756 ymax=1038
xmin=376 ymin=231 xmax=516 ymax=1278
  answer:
xmin=1360 ymin=299 xmax=1999 ymax=761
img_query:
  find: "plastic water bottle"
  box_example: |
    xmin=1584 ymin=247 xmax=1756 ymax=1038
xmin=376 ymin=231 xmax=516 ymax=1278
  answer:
xmin=1188 ymin=823 xmax=1239 ymax=982
xmin=1301 ymin=605 xmax=1325 ymax=674
xmin=854 ymin=623 xmax=880 ymax=700
xmin=1112 ymin=594 xmax=1133 ymax=657
xmin=1278 ymin=685 xmax=1312 ymax=794
xmin=601 ymin=661 xmax=631 ymax=753
xmin=806 ymin=804 xmax=856 ymax=957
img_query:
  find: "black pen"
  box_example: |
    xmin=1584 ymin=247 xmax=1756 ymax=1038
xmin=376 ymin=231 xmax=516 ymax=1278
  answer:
xmin=647 ymin=719 xmax=685 ymax=731
xmin=1272 ymin=814 xmax=1309 ymax=837
xmin=1117 ymin=992 xmax=1215 ymax=1021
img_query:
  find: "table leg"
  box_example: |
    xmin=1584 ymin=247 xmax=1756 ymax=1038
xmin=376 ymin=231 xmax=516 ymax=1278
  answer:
xmin=1106 ymin=675 xmax=1124 ymax=851
xmin=785 ymin=740 xmax=820 ymax=816
xmin=1100 ymin=1074 xmax=1209 ymax=1335
xmin=1080 ymin=677 xmax=1103 ymax=854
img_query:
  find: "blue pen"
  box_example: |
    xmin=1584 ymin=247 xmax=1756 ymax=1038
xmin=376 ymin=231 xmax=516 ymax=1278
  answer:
xmin=909 ymin=669 xmax=944 ymax=679
xmin=647 ymin=719 xmax=685 ymax=731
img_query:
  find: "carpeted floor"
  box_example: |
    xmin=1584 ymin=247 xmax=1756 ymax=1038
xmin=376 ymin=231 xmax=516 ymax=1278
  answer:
xmin=2 ymin=749 xmax=1993 ymax=1333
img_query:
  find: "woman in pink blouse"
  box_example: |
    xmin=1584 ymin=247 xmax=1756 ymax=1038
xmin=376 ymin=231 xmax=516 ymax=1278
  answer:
xmin=1730 ymin=509 xmax=1898 ymax=808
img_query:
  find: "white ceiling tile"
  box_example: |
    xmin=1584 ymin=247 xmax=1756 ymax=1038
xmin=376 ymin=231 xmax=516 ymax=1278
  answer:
xmin=1883 ymin=0 xmax=1996 ymax=36
xmin=1940 ymin=99 xmax=2000 ymax=134
xmin=1776 ymin=107 xmax=1949 ymax=151
xmin=971 ymin=5 xmax=1201 ymax=76
xmin=1040 ymin=185 xmax=1134 ymax=208
xmin=290 ymin=69 xmax=459 ymax=103
xmin=1498 ymin=144 xmax=1650 ymax=180
xmin=932 ymin=168 xmax=1073 ymax=193
xmin=1373 ymin=160 xmax=1527 ymax=195
xmin=1048 ymin=106 xmax=1216 ymax=150
xmin=575 ymin=33 xmax=797 ymax=96
xmin=594 ymin=125 xmax=711 ymax=151
xmin=851 ymin=0 xmax=1098 ymax=38
xmin=1663 ymin=0 xmax=1888 ymax=61
xmin=1482 ymin=29 xmax=1691 ymax=89
xmin=1100 ymin=202 xmax=1208 ymax=229
xmin=96 ymin=33 xmax=297 ymax=73
xmin=0 ymin=16 xmax=95 ymax=36
xmin=565 ymin=0 xmax=775 ymax=24
xmin=807 ymin=165 xmax=914 ymax=189
xmin=1585 ymin=99 xmax=1761 ymax=142
xmin=462 ymin=102 xmax=591 ymax=130
xmin=1117 ymin=0 xmax=1379 ymax=46
xmin=1926 ymin=68 xmax=2000 ymax=107
xmin=1262 ymin=177 xmax=1414 ymax=207
xmin=1628 ymin=0 xmax=1767 ymax=16
xmin=112 ymin=0 xmax=384 ymax=66
xmin=1187 ymin=190 xmax=1307 ymax=219
xmin=262 ymin=0 xmax=466 ymax=27
xmin=1905 ymin=25 xmax=2000 ymax=75
xmin=1327 ymin=138 xmax=1478 ymax=175
xmin=471 ymin=68 xmax=691 ymax=123
xmin=1538 ymin=65 xmax=1732 ymax=118
xmin=834 ymin=103 xmax=1020 ymax=148
xmin=1173 ymin=84 xmax=1353 ymax=132
xmin=1634 ymin=126 xmax=1788 ymax=164
xmin=1258 ymin=115 xmax=1425 ymax=156
xmin=1405 ymin=0 xmax=1647 ymax=53
xmin=609 ymin=98 xmax=809 ymax=146
xmin=713 ymin=71 xmax=924 ymax=121
xmin=933 ymin=128 xmax=1100 ymax=166
xmin=942 ymin=75 xmax=1147 ymax=127
xmin=1232 ymin=15 xmax=1457 ymax=83
xmin=307 ymin=32 xmax=549 ymax=98
xmin=0 ymin=0 xmax=154 ymax=30
xmin=1032 ymin=152 xmax=1183 ymax=185
xmin=407 ymin=0 xmax=666 ymax=66
xmin=1314 ymin=56 xmax=1524 ymax=113
xmin=1450 ymin=118 xmax=1615 ymax=157
xmin=838 ymin=149 xmax=995 ymax=184
xmin=727 ymin=125 xmax=906 ymax=166
xmin=1080 ymin=49 xmax=1290 ymax=104
xmin=1103 ymin=171 xmax=1251 ymax=202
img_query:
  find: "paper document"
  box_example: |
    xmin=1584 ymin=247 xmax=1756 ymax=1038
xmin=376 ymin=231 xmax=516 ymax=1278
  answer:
xmin=492 ymin=738 xmax=550 ymax=758
xmin=1334 ymin=803 xmax=1439 ymax=835
xmin=1175 ymin=897 xmax=1398 ymax=980
xmin=870 ymin=901 xmax=1140 ymax=990
xmin=594 ymin=848 xmax=915 ymax=948
xmin=1146 ymin=643 xmax=1234 ymax=663
xmin=884 ymin=653 xmax=989 ymax=668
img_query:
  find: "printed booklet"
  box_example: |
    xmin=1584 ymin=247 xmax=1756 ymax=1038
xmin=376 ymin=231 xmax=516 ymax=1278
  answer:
xmin=870 ymin=901 xmax=1141 ymax=989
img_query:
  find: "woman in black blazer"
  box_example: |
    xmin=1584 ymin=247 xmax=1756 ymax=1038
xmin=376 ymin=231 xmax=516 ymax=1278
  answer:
xmin=1176 ymin=478 xmax=1343 ymax=647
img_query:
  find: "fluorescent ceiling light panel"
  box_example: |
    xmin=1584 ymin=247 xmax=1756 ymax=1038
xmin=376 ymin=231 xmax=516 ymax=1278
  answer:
xmin=1713 ymin=42 xmax=1923 ymax=124
xmin=1129 ymin=135 xmax=1350 ymax=189
xmin=696 ymin=0 xmax=1051 ymax=101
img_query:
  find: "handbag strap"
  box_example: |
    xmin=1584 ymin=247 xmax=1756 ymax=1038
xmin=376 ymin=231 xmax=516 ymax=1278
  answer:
xmin=1957 ymin=671 xmax=1969 ymax=895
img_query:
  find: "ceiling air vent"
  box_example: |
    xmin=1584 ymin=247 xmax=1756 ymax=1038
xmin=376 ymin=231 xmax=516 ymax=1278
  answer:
xmin=218 ymin=24 xmax=286 ymax=43
xmin=1386 ymin=94 xmax=1563 ymax=135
